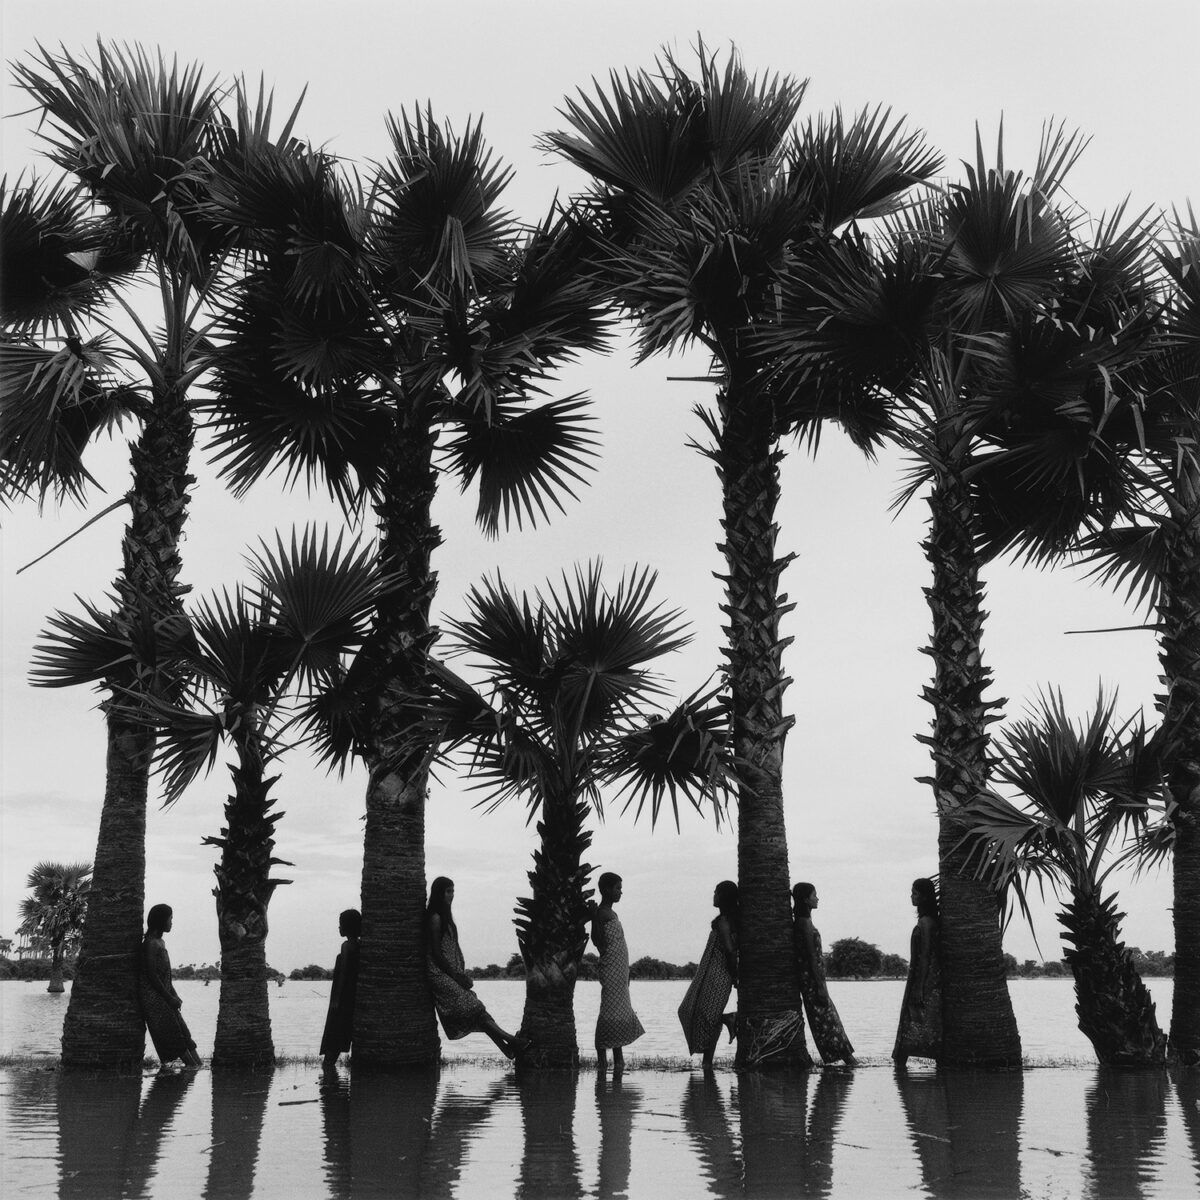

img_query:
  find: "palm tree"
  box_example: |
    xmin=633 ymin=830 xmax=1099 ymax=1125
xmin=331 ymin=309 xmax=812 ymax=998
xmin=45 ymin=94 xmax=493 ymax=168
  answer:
xmin=33 ymin=526 xmax=392 ymax=1067
xmin=960 ymin=689 xmax=1167 ymax=1064
xmin=1 ymin=43 xmax=305 ymax=1069
xmin=543 ymin=43 xmax=940 ymax=1064
xmin=758 ymin=131 xmax=1161 ymax=1065
xmin=412 ymin=563 xmax=732 ymax=1066
xmin=204 ymin=116 xmax=610 ymax=1066
xmin=1080 ymin=217 xmax=1200 ymax=1063
xmin=17 ymin=861 xmax=92 ymax=993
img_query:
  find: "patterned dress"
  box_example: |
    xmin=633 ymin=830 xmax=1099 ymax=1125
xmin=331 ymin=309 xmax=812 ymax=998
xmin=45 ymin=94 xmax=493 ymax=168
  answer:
xmin=319 ymin=937 xmax=359 ymax=1058
xmin=594 ymin=912 xmax=645 ymax=1050
xmin=138 ymin=935 xmax=198 ymax=1064
xmin=893 ymin=918 xmax=943 ymax=1062
xmin=796 ymin=921 xmax=854 ymax=1063
xmin=678 ymin=925 xmax=735 ymax=1055
xmin=427 ymin=921 xmax=492 ymax=1039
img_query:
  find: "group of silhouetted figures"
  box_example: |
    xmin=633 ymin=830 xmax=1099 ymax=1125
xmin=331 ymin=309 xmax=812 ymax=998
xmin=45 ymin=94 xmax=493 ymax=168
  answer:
xmin=140 ymin=875 xmax=943 ymax=1069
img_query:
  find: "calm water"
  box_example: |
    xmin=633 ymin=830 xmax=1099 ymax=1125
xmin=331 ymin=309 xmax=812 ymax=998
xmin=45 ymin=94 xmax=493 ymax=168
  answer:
xmin=2 ymin=980 xmax=1197 ymax=1198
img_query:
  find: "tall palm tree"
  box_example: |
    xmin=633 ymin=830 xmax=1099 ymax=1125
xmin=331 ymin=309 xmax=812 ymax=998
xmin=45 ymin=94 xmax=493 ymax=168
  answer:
xmin=544 ymin=44 xmax=940 ymax=1064
xmin=32 ymin=527 xmax=392 ymax=1067
xmin=1 ymin=43 xmax=305 ymax=1069
xmin=1080 ymin=217 xmax=1200 ymax=1063
xmin=759 ymin=131 xmax=1160 ymax=1065
xmin=413 ymin=563 xmax=732 ymax=1066
xmin=17 ymin=861 xmax=93 ymax=993
xmin=204 ymin=115 xmax=610 ymax=1065
xmin=960 ymin=689 xmax=1167 ymax=1064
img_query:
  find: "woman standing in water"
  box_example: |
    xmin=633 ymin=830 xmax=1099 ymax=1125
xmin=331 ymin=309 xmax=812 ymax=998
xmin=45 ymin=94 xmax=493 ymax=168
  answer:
xmin=893 ymin=877 xmax=943 ymax=1066
xmin=139 ymin=903 xmax=202 ymax=1068
xmin=792 ymin=882 xmax=855 ymax=1064
xmin=426 ymin=877 xmax=528 ymax=1058
xmin=591 ymin=872 xmax=644 ymax=1073
xmin=320 ymin=908 xmax=361 ymax=1071
xmin=678 ymin=880 xmax=739 ymax=1068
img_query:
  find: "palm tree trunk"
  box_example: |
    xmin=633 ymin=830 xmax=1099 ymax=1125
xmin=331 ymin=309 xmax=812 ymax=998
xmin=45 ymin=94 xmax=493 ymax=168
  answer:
xmin=1060 ymin=888 xmax=1166 ymax=1064
xmin=207 ymin=743 xmax=284 ymax=1069
xmin=62 ymin=384 xmax=194 ymax=1070
xmin=715 ymin=389 xmax=811 ymax=1069
xmin=354 ymin=405 xmax=441 ymax=1067
xmin=923 ymin=469 xmax=1021 ymax=1067
xmin=48 ymin=946 xmax=66 ymax=994
xmin=1156 ymin=470 xmax=1200 ymax=1063
xmin=515 ymin=792 xmax=594 ymax=1068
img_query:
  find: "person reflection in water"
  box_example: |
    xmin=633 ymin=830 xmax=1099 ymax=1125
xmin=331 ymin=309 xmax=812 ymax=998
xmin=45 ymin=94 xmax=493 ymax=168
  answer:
xmin=893 ymin=878 xmax=942 ymax=1066
xmin=426 ymin=876 xmax=529 ymax=1058
xmin=591 ymin=872 xmax=644 ymax=1075
xmin=792 ymin=882 xmax=855 ymax=1065
xmin=678 ymin=880 xmax=739 ymax=1069
xmin=320 ymin=908 xmax=361 ymax=1073
xmin=139 ymin=903 xmax=202 ymax=1068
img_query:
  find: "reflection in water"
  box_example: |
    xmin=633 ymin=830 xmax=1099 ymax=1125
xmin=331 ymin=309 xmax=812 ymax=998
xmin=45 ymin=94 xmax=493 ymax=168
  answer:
xmin=347 ymin=1068 xmax=440 ymax=1196
xmin=1173 ymin=1068 xmax=1200 ymax=1193
xmin=125 ymin=1071 xmax=197 ymax=1200
xmin=896 ymin=1068 xmax=1023 ymax=1198
xmin=320 ymin=1073 xmax=351 ymax=1200
xmin=597 ymin=1073 xmax=641 ymax=1199
xmin=203 ymin=1071 xmax=270 ymax=1200
xmin=54 ymin=1072 xmax=146 ymax=1200
xmin=682 ymin=1072 xmax=740 ymax=1199
xmin=421 ymin=1076 xmax=507 ymax=1199
xmin=518 ymin=1070 xmax=581 ymax=1199
xmin=1084 ymin=1068 xmax=1167 ymax=1200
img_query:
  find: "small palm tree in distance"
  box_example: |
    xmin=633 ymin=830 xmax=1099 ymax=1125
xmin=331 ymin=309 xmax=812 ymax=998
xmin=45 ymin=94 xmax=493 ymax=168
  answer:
xmin=18 ymin=861 xmax=93 ymax=993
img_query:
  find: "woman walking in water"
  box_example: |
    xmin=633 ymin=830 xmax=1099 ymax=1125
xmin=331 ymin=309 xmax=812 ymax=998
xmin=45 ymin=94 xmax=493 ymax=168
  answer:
xmin=792 ymin=882 xmax=855 ymax=1064
xmin=426 ymin=877 xmax=528 ymax=1058
xmin=678 ymin=880 xmax=739 ymax=1068
xmin=893 ymin=877 xmax=943 ymax=1066
xmin=320 ymin=908 xmax=361 ymax=1071
xmin=139 ymin=904 xmax=202 ymax=1068
xmin=591 ymin=872 xmax=644 ymax=1073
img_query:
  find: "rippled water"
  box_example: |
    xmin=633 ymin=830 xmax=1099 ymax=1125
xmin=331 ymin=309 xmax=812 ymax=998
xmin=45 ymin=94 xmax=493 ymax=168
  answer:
xmin=2 ymin=980 xmax=1197 ymax=1198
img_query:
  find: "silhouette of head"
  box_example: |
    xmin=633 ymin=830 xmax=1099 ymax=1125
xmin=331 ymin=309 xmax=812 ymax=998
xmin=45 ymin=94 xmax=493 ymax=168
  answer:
xmin=146 ymin=903 xmax=173 ymax=934
xmin=427 ymin=876 xmax=454 ymax=922
xmin=598 ymin=872 xmax=622 ymax=901
xmin=714 ymin=880 xmax=739 ymax=917
xmin=912 ymin=878 xmax=939 ymax=919
xmin=339 ymin=908 xmax=362 ymax=937
xmin=792 ymin=882 xmax=816 ymax=913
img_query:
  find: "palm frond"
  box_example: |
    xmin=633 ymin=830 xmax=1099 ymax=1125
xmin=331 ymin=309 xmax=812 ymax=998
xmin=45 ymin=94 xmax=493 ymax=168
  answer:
xmin=1076 ymin=522 xmax=1168 ymax=612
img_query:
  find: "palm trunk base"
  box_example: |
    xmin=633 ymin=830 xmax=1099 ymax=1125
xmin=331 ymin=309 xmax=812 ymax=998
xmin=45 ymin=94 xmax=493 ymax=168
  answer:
xmin=212 ymin=953 xmax=275 ymax=1070
xmin=519 ymin=978 xmax=580 ymax=1069
xmin=60 ymin=948 xmax=146 ymax=1071
xmin=733 ymin=1010 xmax=813 ymax=1070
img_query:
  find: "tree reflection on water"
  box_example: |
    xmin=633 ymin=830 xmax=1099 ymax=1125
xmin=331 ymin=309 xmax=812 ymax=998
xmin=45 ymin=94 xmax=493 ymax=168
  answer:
xmin=1085 ymin=1067 xmax=1168 ymax=1200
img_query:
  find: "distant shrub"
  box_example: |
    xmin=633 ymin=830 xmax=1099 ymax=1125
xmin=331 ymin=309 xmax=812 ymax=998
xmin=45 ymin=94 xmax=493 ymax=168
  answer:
xmin=289 ymin=964 xmax=333 ymax=981
xmin=825 ymin=938 xmax=883 ymax=978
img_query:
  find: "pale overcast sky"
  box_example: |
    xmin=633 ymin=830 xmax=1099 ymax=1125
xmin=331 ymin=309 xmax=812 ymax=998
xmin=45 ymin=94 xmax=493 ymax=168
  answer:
xmin=2 ymin=0 xmax=1197 ymax=974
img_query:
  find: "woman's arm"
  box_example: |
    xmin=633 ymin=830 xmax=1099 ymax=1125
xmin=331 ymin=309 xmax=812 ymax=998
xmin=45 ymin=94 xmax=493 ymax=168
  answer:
xmin=796 ymin=919 xmax=828 ymax=999
xmin=591 ymin=909 xmax=611 ymax=955
xmin=143 ymin=939 xmax=180 ymax=1006
xmin=914 ymin=917 xmax=935 ymax=1002
xmin=428 ymin=915 xmax=472 ymax=989
xmin=716 ymin=916 xmax=739 ymax=986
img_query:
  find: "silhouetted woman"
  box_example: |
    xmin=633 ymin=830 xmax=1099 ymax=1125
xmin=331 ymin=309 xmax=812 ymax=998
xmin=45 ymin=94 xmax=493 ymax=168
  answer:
xmin=320 ymin=907 xmax=361 ymax=1071
xmin=893 ymin=877 xmax=942 ymax=1066
xmin=591 ymin=871 xmax=644 ymax=1073
xmin=792 ymin=882 xmax=855 ymax=1064
xmin=139 ymin=903 xmax=202 ymax=1067
xmin=426 ymin=876 xmax=527 ymax=1057
xmin=678 ymin=880 xmax=738 ymax=1068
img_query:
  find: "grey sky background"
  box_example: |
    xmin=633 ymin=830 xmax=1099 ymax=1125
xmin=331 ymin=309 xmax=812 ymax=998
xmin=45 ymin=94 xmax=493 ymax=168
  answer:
xmin=2 ymin=0 xmax=1197 ymax=974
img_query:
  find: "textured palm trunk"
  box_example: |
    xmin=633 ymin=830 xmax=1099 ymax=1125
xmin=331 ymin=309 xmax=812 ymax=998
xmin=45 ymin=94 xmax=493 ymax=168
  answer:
xmin=208 ymin=740 xmax=286 ymax=1069
xmin=714 ymin=389 xmax=811 ymax=1070
xmin=47 ymin=947 xmax=66 ymax=993
xmin=515 ymin=791 xmax=594 ymax=1068
xmin=354 ymin=405 xmax=441 ymax=1067
xmin=922 ymin=469 xmax=1021 ymax=1067
xmin=61 ymin=382 xmax=194 ymax=1070
xmin=1059 ymin=888 xmax=1166 ymax=1064
xmin=1155 ymin=467 xmax=1200 ymax=1062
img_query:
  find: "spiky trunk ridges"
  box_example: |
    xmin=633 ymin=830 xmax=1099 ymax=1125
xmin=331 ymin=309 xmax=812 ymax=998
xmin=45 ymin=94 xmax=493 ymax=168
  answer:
xmin=62 ymin=385 xmax=194 ymax=1070
xmin=1155 ymin=468 xmax=1200 ymax=1062
xmin=355 ymin=404 xmax=440 ymax=1067
xmin=515 ymin=791 xmax=594 ymax=1068
xmin=1060 ymin=888 xmax=1166 ymax=1064
xmin=207 ymin=740 xmax=286 ymax=1069
xmin=713 ymin=389 xmax=811 ymax=1070
xmin=921 ymin=469 xmax=1021 ymax=1068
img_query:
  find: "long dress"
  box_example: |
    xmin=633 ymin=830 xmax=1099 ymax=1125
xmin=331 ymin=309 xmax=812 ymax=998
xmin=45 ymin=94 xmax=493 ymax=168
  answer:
xmin=594 ymin=913 xmax=645 ymax=1050
xmin=678 ymin=926 xmax=735 ymax=1055
xmin=796 ymin=921 xmax=855 ymax=1063
xmin=893 ymin=918 xmax=943 ymax=1062
xmin=319 ymin=937 xmax=359 ymax=1058
xmin=427 ymin=921 xmax=492 ymax=1039
xmin=138 ymin=935 xmax=197 ymax=1064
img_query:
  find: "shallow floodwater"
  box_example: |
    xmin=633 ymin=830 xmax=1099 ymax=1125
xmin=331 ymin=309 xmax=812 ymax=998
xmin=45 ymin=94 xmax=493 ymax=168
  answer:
xmin=2 ymin=980 xmax=1198 ymax=1198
